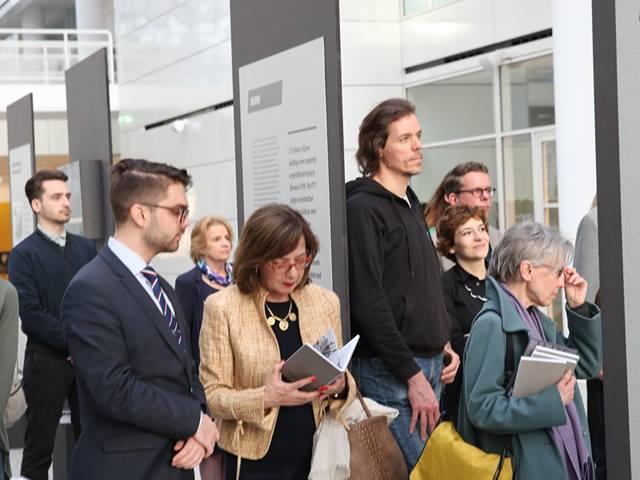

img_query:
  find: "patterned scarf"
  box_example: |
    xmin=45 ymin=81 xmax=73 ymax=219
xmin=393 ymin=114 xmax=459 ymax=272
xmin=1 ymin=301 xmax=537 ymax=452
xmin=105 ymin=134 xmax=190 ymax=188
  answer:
xmin=197 ymin=259 xmax=233 ymax=287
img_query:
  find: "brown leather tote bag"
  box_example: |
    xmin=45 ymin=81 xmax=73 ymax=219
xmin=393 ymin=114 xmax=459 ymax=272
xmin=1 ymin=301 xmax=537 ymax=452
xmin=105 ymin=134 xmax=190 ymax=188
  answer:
xmin=348 ymin=389 xmax=409 ymax=480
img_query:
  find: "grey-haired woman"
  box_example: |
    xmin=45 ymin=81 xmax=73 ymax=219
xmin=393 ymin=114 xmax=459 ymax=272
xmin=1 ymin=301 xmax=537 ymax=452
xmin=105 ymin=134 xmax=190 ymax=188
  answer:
xmin=457 ymin=221 xmax=601 ymax=479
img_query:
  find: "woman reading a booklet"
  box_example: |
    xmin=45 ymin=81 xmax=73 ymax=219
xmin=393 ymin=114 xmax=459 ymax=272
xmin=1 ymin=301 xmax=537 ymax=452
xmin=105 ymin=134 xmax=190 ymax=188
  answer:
xmin=199 ymin=204 xmax=356 ymax=480
xmin=457 ymin=221 xmax=601 ymax=480
xmin=435 ymin=205 xmax=490 ymax=422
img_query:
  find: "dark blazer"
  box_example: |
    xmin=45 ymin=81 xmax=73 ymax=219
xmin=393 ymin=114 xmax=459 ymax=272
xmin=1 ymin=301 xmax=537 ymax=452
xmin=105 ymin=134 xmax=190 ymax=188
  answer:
xmin=175 ymin=266 xmax=218 ymax=368
xmin=61 ymin=246 xmax=207 ymax=480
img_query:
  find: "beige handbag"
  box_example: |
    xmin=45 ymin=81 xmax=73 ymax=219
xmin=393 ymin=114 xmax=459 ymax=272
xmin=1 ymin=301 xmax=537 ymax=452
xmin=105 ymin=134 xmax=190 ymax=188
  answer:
xmin=3 ymin=367 xmax=27 ymax=428
xmin=348 ymin=389 xmax=408 ymax=480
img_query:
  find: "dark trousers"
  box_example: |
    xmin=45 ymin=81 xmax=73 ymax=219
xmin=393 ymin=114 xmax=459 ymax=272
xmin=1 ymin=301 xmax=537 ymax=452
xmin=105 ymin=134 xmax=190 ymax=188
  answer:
xmin=587 ymin=378 xmax=607 ymax=480
xmin=21 ymin=346 xmax=81 ymax=480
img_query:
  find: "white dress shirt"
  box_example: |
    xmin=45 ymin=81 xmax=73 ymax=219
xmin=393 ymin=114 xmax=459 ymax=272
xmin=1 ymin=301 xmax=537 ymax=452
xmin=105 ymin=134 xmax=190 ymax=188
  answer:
xmin=107 ymin=236 xmax=175 ymax=316
xmin=37 ymin=224 xmax=67 ymax=247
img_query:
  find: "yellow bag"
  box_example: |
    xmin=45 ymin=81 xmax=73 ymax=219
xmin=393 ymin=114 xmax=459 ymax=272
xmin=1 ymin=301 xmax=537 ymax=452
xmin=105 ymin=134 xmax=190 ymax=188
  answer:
xmin=410 ymin=421 xmax=513 ymax=480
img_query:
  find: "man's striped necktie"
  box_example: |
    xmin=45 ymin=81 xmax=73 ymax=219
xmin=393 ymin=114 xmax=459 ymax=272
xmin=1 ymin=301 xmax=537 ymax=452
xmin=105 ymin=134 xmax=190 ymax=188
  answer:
xmin=141 ymin=266 xmax=184 ymax=349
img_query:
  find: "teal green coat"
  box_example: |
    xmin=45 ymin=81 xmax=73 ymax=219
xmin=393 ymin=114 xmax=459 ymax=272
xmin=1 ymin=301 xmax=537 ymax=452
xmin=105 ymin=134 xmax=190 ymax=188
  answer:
xmin=457 ymin=276 xmax=601 ymax=479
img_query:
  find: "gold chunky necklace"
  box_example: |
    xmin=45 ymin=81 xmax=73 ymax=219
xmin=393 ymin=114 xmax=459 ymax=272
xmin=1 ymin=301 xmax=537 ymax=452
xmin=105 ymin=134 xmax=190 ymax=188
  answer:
xmin=266 ymin=299 xmax=297 ymax=331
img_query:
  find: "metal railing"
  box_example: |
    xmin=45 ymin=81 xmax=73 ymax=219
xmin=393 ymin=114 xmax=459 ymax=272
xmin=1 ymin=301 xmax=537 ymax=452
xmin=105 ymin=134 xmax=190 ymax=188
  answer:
xmin=0 ymin=28 xmax=115 ymax=84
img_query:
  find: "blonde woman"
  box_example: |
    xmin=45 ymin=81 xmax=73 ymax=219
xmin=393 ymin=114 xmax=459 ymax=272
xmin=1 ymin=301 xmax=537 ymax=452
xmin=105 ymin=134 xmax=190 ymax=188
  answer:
xmin=176 ymin=216 xmax=233 ymax=368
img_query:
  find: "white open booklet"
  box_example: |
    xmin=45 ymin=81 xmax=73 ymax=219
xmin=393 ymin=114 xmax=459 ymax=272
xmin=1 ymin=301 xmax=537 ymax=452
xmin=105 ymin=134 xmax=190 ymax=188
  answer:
xmin=512 ymin=344 xmax=579 ymax=398
xmin=282 ymin=329 xmax=360 ymax=391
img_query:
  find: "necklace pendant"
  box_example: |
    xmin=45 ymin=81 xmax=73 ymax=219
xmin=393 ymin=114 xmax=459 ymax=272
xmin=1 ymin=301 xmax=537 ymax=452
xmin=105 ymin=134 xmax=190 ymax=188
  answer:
xmin=279 ymin=320 xmax=289 ymax=331
xmin=267 ymin=316 xmax=276 ymax=326
xmin=288 ymin=312 xmax=297 ymax=322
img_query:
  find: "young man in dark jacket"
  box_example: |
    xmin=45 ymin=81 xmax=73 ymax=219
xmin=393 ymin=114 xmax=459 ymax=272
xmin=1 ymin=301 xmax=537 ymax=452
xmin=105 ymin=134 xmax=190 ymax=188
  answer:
xmin=8 ymin=170 xmax=96 ymax=480
xmin=346 ymin=98 xmax=459 ymax=469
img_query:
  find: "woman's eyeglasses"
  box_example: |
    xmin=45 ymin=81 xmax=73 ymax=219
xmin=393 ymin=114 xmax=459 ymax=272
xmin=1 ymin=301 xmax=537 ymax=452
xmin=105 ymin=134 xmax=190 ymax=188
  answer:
xmin=269 ymin=253 xmax=312 ymax=273
xmin=533 ymin=264 xmax=566 ymax=278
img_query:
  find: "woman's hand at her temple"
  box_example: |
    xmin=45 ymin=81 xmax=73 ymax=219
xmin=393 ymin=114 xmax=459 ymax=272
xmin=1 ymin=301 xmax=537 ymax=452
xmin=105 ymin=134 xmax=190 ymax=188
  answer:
xmin=563 ymin=267 xmax=587 ymax=309
xmin=264 ymin=360 xmax=320 ymax=409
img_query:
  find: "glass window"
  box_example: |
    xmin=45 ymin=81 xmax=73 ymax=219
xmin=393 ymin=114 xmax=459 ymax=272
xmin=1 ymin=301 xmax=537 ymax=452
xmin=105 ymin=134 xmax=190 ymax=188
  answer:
xmin=411 ymin=138 xmax=499 ymax=227
xmin=408 ymin=68 xmax=495 ymax=143
xmin=403 ymin=0 xmax=456 ymax=15
xmin=502 ymin=134 xmax=533 ymax=227
xmin=544 ymin=208 xmax=559 ymax=228
xmin=404 ymin=0 xmax=428 ymax=15
xmin=542 ymin=139 xmax=558 ymax=203
xmin=501 ymin=55 xmax=555 ymax=131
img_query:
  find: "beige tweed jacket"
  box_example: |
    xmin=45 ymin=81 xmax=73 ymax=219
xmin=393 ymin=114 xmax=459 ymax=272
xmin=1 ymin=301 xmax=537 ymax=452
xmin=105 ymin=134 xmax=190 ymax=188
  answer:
xmin=199 ymin=282 xmax=356 ymax=460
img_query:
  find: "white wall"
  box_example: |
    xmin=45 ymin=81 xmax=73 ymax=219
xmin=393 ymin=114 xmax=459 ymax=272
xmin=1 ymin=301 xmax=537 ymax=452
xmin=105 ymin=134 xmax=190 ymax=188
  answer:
xmin=340 ymin=0 xmax=403 ymax=181
xmin=401 ymin=0 xmax=552 ymax=69
xmin=114 ymin=0 xmax=234 ymax=282
xmin=552 ymin=0 xmax=596 ymax=244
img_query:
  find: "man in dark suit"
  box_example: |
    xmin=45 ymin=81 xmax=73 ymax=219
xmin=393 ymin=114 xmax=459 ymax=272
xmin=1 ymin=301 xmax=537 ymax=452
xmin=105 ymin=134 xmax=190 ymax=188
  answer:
xmin=61 ymin=159 xmax=218 ymax=479
xmin=8 ymin=170 xmax=96 ymax=480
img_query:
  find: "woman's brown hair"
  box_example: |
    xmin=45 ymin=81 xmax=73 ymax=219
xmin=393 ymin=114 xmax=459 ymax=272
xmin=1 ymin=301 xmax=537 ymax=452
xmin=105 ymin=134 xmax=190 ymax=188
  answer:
xmin=234 ymin=204 xmax=319 ymax=295
xmin=436 ymin=205 xmax=488 ymax=262
xmin=189 ymin=216 xmax=234 ymax=263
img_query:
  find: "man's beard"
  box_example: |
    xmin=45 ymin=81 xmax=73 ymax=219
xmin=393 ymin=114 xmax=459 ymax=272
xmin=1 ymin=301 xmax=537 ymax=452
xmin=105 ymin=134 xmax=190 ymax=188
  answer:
xmin=144 ymin=230 xmax=179 ymax=254
xmin=144 ymin=217 xmax=182 ymax=254
xmin=41 ymin=209 xmax=70 ymax=225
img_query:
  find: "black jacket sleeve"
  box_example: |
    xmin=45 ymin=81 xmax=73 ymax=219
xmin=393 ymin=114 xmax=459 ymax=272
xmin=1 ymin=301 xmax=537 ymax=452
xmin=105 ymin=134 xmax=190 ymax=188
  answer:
xmin=442 ymin=279 xmax=465 ymax=359
xmin=8 ymin=248 xmax=67 ymax=350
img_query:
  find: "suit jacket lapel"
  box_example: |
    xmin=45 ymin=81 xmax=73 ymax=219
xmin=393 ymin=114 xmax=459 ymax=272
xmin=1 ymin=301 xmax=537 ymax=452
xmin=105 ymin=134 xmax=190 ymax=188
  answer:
xmin=161 ymin=278 xmax=192 ymax=358
xmin=100 ymin=248 xmax=187 ymax=365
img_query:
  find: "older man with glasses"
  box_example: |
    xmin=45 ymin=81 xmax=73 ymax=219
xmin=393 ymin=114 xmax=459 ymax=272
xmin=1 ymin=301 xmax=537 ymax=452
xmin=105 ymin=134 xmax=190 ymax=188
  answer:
xmin=425 ymin=161 xmax=503 ymax=270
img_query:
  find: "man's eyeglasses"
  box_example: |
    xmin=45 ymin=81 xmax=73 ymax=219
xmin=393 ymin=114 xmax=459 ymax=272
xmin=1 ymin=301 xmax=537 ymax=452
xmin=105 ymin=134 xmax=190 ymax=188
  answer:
xmin=269 ymin=253 xmax=312 ymax=273
xmin=142 ymin=203 xmax=189 ymax=223
xmin=457 ymin=187 xmax=496 ymax=198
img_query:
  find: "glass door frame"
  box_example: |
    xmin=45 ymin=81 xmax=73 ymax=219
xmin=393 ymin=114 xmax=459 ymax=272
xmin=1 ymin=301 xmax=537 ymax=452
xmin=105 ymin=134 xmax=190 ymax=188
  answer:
xmin=405 ymin=37 xmax=555 ymax=232
xmin=531 ymin=129 xmax=557 ymax=225
xmin=531 ymin=129 xmax=564 ymax=329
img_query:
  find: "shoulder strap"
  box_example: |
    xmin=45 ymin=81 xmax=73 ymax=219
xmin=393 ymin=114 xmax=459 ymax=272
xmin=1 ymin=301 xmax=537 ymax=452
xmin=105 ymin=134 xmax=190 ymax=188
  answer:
xmin=503 ymin=331 xmax=516 ymax=392
xmin=501 ymin=331 xmax=516 ymax=478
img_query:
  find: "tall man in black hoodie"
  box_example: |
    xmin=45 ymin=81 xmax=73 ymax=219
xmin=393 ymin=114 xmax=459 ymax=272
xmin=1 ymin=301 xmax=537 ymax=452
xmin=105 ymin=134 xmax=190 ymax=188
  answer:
xmin=346 ymin=98 xmax=459 ymax=469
